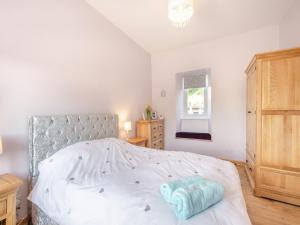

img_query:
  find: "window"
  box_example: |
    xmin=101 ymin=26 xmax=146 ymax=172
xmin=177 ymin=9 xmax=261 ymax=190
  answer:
xmin=182 ymin=72 xmax=211 ymax=119
xmin=184 ymin=88 xmax=207 ymax=115
xmin=175 ymin=69 xmax=212 ymax=140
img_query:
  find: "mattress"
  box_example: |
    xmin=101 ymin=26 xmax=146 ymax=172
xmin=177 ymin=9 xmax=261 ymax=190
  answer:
xmin=29 ymin=138 xmax=252 ymax=225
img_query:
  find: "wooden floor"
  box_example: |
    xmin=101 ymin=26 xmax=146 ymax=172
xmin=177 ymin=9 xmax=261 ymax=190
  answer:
xmin=237 ymin=165 xmax=300 ymax=225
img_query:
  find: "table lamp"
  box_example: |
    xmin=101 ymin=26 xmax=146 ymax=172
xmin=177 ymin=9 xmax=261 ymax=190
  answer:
xmin=124 ymin=121 xmax=132 ymax=139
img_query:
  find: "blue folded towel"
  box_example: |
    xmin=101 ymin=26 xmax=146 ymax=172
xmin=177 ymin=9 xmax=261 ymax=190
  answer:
xmin=160 ymin=176 xmax=203 ymax=203
xmin=172 ymin=180 xmax=224 ymax=220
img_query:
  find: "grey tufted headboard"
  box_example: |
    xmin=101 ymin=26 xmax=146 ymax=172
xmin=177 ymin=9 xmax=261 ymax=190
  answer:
xmin=29 ymin=114 xmax=118 ymax=184
xmin=28 ymin=114 xmax=118 ymax=225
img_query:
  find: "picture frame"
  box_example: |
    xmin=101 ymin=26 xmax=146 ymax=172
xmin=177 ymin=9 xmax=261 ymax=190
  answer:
xmin=151 ymin=111 xmax=158 ymax=120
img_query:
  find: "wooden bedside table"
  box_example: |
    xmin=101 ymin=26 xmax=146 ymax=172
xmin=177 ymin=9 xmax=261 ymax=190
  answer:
xmin=127 ymin=137 xmax=148 ymax=147
xmin=0 ymin=174 xmax=22 ymax=225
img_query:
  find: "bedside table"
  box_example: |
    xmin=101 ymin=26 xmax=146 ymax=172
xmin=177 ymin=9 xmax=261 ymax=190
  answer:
xmin=127 ymin=137 xmax=148 ymax=147
xmin=0 ymin=174 xmax=22 ymax=225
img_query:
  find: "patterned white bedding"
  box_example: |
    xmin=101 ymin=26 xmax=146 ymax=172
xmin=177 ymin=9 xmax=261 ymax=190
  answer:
xmin=29 ymin=138 xmax=252 ymax=225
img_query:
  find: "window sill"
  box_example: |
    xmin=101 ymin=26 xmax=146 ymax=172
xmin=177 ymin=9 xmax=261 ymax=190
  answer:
xmin=175 ymin=132 xmax=212 ymax=140
xmin=180 ymin=117 xmax=210 ymax=120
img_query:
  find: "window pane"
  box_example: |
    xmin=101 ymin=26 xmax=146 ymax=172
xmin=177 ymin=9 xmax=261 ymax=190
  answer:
xmin=186 ymin=88 xmax=205 ymax=115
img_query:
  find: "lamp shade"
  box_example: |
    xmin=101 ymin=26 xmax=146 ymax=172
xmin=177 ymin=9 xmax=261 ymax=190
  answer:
xmin=124 ymin=121 xmax=132 ymax=132
xmin=0 ymin=137 xmax=3 ymax=155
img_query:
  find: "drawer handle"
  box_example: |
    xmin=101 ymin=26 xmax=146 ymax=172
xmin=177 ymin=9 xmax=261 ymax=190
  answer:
xmin=247 ymin=111 xmax=251 ymax=114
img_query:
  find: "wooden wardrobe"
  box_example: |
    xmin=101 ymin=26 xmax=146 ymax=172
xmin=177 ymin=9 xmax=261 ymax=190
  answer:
xmin=245 ymin=47 xmax=300 ymax=206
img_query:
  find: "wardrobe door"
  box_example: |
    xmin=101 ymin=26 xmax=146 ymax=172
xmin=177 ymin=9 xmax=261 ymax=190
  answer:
xmin=262 ymin=56 xmax=300 ymax=110
xmin=247 ymin=65 xmax=257 ymax=112
xmin=261 ymin=115 xmax=300 ymax=170
xmin=246 ymin=65 xmax=257 ymax=163
xmin=260 ymin=114 xmax=300 ymax=199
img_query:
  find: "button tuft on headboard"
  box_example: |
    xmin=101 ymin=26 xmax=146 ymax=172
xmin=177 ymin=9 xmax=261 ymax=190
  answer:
xmin=29 ymin=114 xmax=118 ymax=180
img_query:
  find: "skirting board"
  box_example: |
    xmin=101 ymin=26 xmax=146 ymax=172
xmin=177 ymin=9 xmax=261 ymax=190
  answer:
xmin=244 ymin=165 xmax=255 ymax=190
xmin=17 ymin=217 xmax=28 ymax=225
xmin=221 ymin=159 xmax=246 ymax=167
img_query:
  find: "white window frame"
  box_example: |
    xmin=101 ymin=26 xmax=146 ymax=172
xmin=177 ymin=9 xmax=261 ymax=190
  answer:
xmin=182 ymin=87 xmax=210 ymax=119
xmin=180 ymin=70 xmax=211 ymax=120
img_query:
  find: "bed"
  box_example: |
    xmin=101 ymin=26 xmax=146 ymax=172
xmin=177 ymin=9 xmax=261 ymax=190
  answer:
xmin=28 ymin=113 xmax=252 ymax=225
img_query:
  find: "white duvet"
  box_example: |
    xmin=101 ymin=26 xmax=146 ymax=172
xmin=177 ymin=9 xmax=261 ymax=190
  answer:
xmin=29 ymin=138 xmax=252 ymax=225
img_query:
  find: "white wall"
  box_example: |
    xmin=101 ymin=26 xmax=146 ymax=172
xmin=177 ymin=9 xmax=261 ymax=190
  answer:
xmin=152 ymin=26 xmax=279 ymax=161
xmin=0 ymin=0 xmax=151 ymax=219
xmin=279 ymin=0 xmax=300 ymax=49
xmin=181 ymin=120 xmax=210 ymax=133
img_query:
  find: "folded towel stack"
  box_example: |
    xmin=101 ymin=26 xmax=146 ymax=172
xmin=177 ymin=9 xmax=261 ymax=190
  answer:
xmin=160 ymin=176 xmax=203 ymax=203
xmin=160 ymin=176 xmax=224 ymax=220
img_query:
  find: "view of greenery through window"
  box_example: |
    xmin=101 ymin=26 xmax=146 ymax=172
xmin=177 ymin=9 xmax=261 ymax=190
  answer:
xmin=186 ymin=88 xmax=205 ymax=114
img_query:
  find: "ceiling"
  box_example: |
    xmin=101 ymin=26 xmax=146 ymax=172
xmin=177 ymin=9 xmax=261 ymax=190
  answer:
xmin=86 ymin=0 xmax=294 ymax=53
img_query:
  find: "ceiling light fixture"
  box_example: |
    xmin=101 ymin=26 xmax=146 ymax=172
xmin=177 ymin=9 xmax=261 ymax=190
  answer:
xmin=168 ymin=0 xmax=194 ymax=28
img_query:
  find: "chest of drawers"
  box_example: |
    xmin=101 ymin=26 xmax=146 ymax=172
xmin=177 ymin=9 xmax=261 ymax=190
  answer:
xmin=136 ymin=119 xmax=164 ymax=150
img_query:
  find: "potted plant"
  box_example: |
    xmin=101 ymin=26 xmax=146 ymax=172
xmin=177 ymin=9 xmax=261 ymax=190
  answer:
xmin=145 ymin=105 xmax=152 ymax=120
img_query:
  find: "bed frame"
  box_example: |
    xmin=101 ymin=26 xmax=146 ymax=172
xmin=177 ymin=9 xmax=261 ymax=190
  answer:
xmin=28 ymin=114 xmax=119 ymax=225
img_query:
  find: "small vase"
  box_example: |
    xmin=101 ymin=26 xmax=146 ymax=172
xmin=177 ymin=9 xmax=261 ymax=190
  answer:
xmin=146 ymin=111 xmax=152 ymax=120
